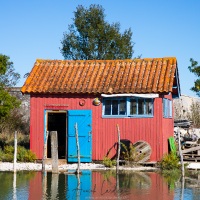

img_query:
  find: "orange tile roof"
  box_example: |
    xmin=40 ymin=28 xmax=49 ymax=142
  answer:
xmin=21 ymin=57 xmax=180 ymax=95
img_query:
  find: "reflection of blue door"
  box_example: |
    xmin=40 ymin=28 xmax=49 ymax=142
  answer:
xmin=68 ymin=110 xmax=92 ymax=162
xmin=66 ymin=171 xmax=92 ymax=200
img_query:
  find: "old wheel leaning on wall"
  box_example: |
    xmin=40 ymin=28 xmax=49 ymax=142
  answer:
xmin=131 ymin=140 xmax=152 ymax=163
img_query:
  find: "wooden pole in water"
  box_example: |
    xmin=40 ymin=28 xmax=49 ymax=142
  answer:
xmin=178 ymin=127 xmax=185 ymax=177
xmin=13 ymin=131 xmax=17 ymax=173
xmin=51 ymin=131 xmax=59 ymax=173
xmin=51 ymin=173 xmax=59 ymax=199
xmin=116 ymin=124 xmax=120 ymax=174
xmin=13 ymin=171 xmax=17 ymax=200
xmin=13 ymin=131 xmax=17 ymax=200
xmin=75 ymin=123 xmax=81 ymax=174
xmin=76 ymin=172 xmax=81 ymax=199
xmin=42 ymin=172 xmax=47 ymax=199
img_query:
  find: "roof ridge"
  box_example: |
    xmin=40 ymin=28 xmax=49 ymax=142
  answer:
xmin=35 ymin=57 xmax=177 ymax=63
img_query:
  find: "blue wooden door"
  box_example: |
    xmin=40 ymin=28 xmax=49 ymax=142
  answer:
xmin=68 ymin=110 xmax=92 ymax=162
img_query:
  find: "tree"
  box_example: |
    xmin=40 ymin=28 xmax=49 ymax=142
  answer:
xmin=188 ymin=58 xmax=200 ymax=96
xmin=0 ymin=54 xmax=20 ymax=118
xmin=61 ymin=4 xmax=134 ymax=60
xmin=187 ymin=100 xmax=200 ymax=128
xmin=0 ymin=54 xmax=20 ymax=87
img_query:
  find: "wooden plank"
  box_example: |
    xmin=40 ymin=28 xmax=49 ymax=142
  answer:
xmin=185 ymin=141 xmax=197 ymax=145
xmin=183 ymin=154 xmax=200 ymax=157
xmin=182 ymin=146 xmax=200 ymax=154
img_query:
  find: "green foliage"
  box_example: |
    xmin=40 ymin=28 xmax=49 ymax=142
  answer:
xmin=0 ymin=145 xmax=37 ymax=162
xmin=121 ymin=143 xmax=136 ymax=162
xmin=161 ymin=169 xmax=181 ymax=190
xmin=0 ymin=54 xmax=20 ymax=87
xmin=188 ymin=58 xmax=200 ymax=96
xmin=102 ymin=156 xmax=116 ymax=168
xmin=0 ymin=87 xmax=20 ymax=118
xmin=0 ymin=54 xmax=21 ymax=119
xmin=0 ymin=54 xmax=8 ymax=75
xmin=159 ymin=152 xmax=181 ymax=171
xmin=61 ymin=4 xmax=134 ymax=60
xmin=119 ymin=172 xmax=151 ymax=189
xmin=0 ymin=172 xmax=35 ymax=199
xmin=17 ymin=146 xmax=37 ymax=162
xmin=100 ymin=170 xmax=116 ymax=181
xmin=121 ymin=143 xmax=145 ymax=163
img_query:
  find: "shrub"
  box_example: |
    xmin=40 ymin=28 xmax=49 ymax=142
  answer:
xmin=102 ymin=156 xmax=116 ymax=168
xmin=17 ymin=146 xmax=37 ymax=162
xmin=0 ymin=132 xmax=29 ymax=149
xmin=0 ymin=145 xmax=36 ymax=162
xmin=159 ymin=152 xmax=181 ymax=171
xmin=121 ymin=143 xmax=145 ymax=164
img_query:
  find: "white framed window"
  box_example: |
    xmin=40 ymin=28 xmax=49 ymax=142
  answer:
xmin=103 ymin=97 xmax=154 ymax=118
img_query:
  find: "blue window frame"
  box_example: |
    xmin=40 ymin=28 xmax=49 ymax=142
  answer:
xmin=163 ymin=98 xmax=172 ymax=118
xmin=103 ymin=97 xmax=154 ymax=118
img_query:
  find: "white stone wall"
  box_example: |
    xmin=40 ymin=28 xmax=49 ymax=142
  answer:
xmin=173 ymin=94 xmax=200 ymax=120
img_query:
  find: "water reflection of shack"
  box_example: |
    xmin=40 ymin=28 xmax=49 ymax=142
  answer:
xmin=27 ymin=171 xmax=174 ymax=200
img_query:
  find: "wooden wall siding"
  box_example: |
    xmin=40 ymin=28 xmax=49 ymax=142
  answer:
xmin=30 ymin=94 xmax=174 ymax=161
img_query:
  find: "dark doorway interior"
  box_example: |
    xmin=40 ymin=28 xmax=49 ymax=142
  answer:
xmin=47 ymin=112 xmax=66 ymax=159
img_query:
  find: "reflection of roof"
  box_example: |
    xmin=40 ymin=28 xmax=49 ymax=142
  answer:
xmin=21 ymin=57 xmax=180 ymax=96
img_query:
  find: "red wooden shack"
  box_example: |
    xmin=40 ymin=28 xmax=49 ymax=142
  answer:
xmin=21 ymin=57 xmax=180 ymax=162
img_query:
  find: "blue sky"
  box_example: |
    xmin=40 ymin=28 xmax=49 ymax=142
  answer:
xmin=1 ymin=0 xmax=200 ymax=97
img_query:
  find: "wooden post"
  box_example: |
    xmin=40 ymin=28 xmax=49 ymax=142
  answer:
xmin=116 ymin=124 xmax=120 ymax=174
xmin=51 ymin=131 xmax=59 ymax=173
xmin=178 ymin=127 xmax=185 ymax=177
xmin=42 ymin=131 xmax=49 ymax=172
xmin=75 ymin=123 xmax=81 ymax=174
xmin=13 ymin=131 xmax=17 ymax=173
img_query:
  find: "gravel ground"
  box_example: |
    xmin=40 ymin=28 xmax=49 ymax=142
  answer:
xmin=1 ymin=162 xmax=199 ymax=172
xmin=0 ymin=162 xmax=158 ymax=172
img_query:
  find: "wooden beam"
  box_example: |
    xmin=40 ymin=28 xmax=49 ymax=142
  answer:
xmin=182 ymin=146 xmax=200 ymax=154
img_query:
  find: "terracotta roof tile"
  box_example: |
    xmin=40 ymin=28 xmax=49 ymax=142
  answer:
xmin=21 ymin=57 xmax=180 ymax=95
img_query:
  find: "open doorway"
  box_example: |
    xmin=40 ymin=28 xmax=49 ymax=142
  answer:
xmin=47 ymin=111 xmax=67 ymax=159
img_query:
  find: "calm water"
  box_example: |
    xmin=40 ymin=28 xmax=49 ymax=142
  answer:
xmin=0 ymin=170 xmax=200 ymax=200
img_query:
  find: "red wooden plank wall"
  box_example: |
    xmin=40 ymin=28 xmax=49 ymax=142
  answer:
xmin=30 ymin=94 xmax=174 ymax=161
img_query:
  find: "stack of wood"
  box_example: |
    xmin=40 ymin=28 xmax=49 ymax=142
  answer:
xmin=182 ymin=140 xmax=200 ymax=162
